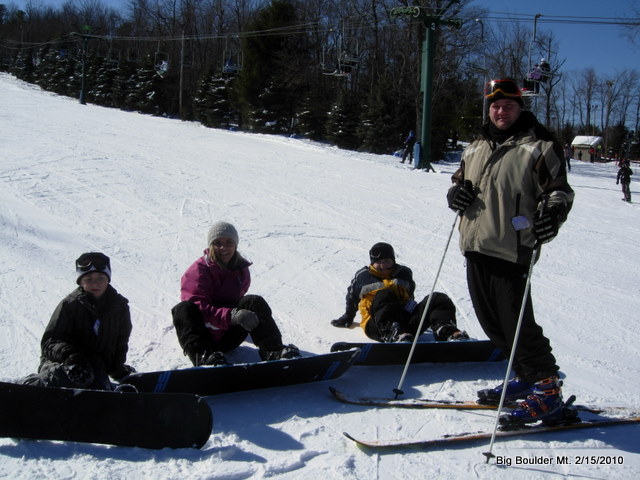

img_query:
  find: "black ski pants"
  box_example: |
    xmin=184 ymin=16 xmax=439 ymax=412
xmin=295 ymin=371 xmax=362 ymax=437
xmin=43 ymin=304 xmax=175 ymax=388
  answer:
xmin=465 ymin=252 xmax=559 ymax=383
xmin=365 ymin=288 xmax=457 ymax=342
xmin=172 ymin=294 xmax=284 ymax=360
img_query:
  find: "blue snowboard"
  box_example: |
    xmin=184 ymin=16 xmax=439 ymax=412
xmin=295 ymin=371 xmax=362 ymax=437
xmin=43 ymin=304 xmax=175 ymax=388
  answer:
xmin=330 ymin=340 xmax=503 ymax=366
xmin=122 ymin=349 xmax=359 ymax=395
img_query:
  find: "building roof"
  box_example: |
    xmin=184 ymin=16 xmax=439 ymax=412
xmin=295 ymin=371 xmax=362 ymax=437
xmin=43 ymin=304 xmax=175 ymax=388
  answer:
xmin=571 ymin=136 xmax=603 ymax=147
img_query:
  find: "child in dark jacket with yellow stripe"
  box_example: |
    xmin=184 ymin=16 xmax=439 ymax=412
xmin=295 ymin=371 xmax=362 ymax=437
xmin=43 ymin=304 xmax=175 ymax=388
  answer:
xmin=331 ymin=243 xmax=467 ymax=343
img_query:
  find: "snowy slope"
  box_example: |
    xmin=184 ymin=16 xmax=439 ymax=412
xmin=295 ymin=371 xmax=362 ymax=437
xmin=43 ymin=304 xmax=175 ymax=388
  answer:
xmin=1 ymin=72 xmax=639 ymax=479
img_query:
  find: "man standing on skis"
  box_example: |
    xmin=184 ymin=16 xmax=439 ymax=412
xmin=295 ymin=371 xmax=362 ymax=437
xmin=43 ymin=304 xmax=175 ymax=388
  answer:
xmin=446 ymin=78 xmax=574 ymax=425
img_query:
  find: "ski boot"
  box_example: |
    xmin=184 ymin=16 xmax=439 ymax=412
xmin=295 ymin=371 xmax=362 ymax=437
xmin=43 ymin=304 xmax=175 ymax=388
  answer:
xmin=261 ymin=344 xmax=301 ymax=361
xmin=477 ymin=377 xmax=533 ymax=405
xmin=498 ymin=376 xmax=576 ymax=429
xmin=396 ymin=332 xmax=414 ymax=343
xmin=197 ymin=351 xmax=228 ymax=366
xmin=434 ymin=324 xmax=468 ymax=342
xmin=382 ymin=322 xmax=401 ymax=343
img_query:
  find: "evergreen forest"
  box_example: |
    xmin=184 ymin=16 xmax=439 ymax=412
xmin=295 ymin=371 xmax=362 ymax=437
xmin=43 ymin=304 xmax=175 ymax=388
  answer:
xmin=2 ymin=0 xmax=639 ymax=161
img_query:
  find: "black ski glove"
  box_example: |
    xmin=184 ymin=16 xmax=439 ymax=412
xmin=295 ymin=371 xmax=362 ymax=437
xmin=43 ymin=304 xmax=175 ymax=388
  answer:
xmin=64 ymin=354 xmax=95 ymax=387
xmin=532 ymin=207 xmax=560 ymax=244
xmin=447 ymin=180 xmax=476 ymax=213
xmin=331 ymin=315 xmax=353 ymax=328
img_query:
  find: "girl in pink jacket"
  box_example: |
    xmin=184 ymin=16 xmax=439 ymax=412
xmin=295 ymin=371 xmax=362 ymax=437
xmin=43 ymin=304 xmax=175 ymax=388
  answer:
xmin=172 ymin=221 xmax=300 ymax=366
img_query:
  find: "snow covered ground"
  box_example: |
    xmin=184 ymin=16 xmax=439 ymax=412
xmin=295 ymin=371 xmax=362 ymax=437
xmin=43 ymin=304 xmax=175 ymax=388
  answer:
xmin=1 ymin=72 xmax=639 ymax=479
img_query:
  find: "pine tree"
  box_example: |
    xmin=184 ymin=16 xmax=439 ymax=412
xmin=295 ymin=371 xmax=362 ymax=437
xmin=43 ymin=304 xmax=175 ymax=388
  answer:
xmin=89 ymin=57 xmax=120 ymax=107
xmin=194 ymin=72 xmax=237 ymax=129
xmin=122 ymin=55 xmax=166 ymax=114
xmin=11 ymin=48 xmax=36 ymax=82
xmin=296 ymin=92 xmax=328 ymax=141
xmin=357 ymin=79 xmax=396 ymax=154
xmin=325 ymin=90 xmax=360 ymax=150
xmin=249 ymin=81 xmax=292 ymax=133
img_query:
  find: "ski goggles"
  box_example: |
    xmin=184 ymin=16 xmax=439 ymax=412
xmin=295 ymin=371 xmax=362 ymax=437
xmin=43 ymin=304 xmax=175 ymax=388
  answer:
xmin=484 ymin=79 xmax=522 ymax=100
xmin=75 ymin=253 xmax=110 ymax=272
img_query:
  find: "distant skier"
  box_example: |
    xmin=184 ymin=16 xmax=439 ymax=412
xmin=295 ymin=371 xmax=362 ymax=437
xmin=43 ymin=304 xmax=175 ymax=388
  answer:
xmin=616 ymin=160 xmax=633 ymax=202
xmin=171 ymin=221 xmax=301 ymax=366
xmin=330 ymin=242 xmax=468 ymax=342
xmin=23 ymin=252 xmax=135 ymax=390
xmin=400 ymin=130 xmax=416 ymax=164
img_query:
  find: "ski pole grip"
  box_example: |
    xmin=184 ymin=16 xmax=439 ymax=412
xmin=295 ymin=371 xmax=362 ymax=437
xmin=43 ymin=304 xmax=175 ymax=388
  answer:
xmin=539 ymin=194 xmax=549 ymax=215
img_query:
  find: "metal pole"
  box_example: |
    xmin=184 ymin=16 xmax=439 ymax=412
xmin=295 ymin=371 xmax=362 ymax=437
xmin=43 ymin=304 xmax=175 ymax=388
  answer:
xmin=419 ymin=23 xmax=435 ymax=171
xmin=393 ymin=213 xmax=460 ymax=397
xmin=483 ymin=196 xmax=549 ymax=462
xmin=79 ymin=35 xmax=88 ymax=105
xmin=179 ymin=32 xmax=185 ymax=119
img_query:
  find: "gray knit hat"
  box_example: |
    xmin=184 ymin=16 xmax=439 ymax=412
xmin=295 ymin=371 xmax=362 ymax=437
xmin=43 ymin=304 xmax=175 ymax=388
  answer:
xmin=207 ymin=221 xmax=239 ymax=246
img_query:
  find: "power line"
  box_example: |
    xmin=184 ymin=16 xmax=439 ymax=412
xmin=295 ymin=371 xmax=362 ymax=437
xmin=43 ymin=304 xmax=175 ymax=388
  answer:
xmin=485 ymin=12 xmax=640 ymax=27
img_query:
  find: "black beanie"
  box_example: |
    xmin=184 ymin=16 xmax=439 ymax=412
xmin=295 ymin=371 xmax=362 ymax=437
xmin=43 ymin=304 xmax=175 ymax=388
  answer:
xmin=369 ymin=242 xmax=395 ymax=263
xmin=75 ymin=252 xmax=111 ymax=284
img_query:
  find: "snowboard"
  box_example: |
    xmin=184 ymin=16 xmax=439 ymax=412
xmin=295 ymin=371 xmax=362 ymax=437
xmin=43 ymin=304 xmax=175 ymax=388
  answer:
xmin=0 ymin=381 xmax=212 ymax=449
xmin=330 ymin=339 xmax=504 ymax=366
xmin=122 ymin=349 xmax=359 ymax=396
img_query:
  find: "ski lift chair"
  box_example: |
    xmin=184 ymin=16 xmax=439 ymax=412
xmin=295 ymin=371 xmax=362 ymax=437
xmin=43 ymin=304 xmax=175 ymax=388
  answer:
xmin=337 ymin=51 xmax=359 ymax=75
xmin=223 ymin=56 xmax=241 ymax=74
xmin=154 ymin=52 xmax=169 ymax=75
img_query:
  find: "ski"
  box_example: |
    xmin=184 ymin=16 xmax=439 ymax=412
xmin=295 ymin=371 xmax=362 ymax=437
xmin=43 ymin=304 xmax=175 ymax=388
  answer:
xmin=343 ymin=416 xmax=640 ymax=450
xmin=329 ymin=387 xmax=614 ymax=414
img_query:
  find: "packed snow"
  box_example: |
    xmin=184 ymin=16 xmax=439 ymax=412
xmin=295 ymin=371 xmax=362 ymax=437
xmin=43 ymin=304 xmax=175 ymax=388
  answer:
xmin=1 ymin=72 xmax=639 ymax=479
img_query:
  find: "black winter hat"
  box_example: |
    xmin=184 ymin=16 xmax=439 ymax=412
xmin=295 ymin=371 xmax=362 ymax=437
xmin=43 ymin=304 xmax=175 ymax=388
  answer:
xmin=75 ymin=252 xmax=111 ymax=284
xmin=369 ymin=242 xmax=395 ymax=263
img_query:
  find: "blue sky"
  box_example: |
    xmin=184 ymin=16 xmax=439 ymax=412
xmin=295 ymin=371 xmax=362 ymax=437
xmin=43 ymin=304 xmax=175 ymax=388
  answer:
xmin=475 ymin=0 xmax=639 ymax=74
xmin=11 ymin=0 xmax=640 ymax=75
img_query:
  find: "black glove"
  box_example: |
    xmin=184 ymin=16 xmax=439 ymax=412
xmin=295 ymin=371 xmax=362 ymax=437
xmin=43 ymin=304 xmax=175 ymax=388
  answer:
xmin=230 ymin=308 xmax=259 ymax=331
xmin=64 ymin=353 xmax=91 ymax=370
xmin=64 ymin=354 xmax=94 ymax=387
xmin=447 ymin=180 xmax=476 ymax=213
xmin=532 ymin=207 xmax=560 ymax=244
xmin=331 ymin=315 xmax=353 ymax=328
xmin=111 ymin=364 xmax=136 ymax=381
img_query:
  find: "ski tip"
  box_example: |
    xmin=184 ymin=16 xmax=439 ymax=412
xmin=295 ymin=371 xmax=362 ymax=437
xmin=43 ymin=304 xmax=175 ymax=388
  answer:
xmin=343 ymin=431 xmax=357 ymax=442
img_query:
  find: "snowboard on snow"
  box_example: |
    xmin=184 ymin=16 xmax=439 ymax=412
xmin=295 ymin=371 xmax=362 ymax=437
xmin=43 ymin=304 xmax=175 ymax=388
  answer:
xmin=330 ymin=339 xmax=503 ymax=366
xmin=0 ymin=381 xmax=212 ymax=449
xmin=122 ymin=349 xmax=359 ymax=396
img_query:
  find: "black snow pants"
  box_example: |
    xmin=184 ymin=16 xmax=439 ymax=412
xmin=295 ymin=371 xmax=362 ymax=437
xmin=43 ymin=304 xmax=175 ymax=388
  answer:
xmin=172 ymin=294 xmax=284 ymax=362
xmin=465 ymin=252 xmax=559 ymax=383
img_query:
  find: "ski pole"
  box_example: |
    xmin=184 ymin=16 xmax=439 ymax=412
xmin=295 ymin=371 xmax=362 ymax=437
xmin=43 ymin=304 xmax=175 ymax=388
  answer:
xmin=483 ymin=195 xmax=549 ymax=462
xmin=393 ymin=212 xmax=460 ymax=398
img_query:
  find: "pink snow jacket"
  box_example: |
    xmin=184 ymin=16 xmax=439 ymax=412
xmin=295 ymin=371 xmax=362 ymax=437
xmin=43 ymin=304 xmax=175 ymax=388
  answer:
xmin=180 ymin=250 xmax=251 ymax=341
